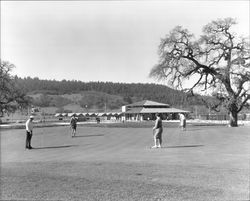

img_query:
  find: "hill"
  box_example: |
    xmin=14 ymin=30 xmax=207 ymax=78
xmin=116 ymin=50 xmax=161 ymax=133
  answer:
xmin=15 ymin=76 xmax=209 ymax=113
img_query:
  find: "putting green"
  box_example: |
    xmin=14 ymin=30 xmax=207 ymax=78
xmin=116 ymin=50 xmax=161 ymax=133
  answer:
xmin=1 ymin=125 xmax=250 ymax=201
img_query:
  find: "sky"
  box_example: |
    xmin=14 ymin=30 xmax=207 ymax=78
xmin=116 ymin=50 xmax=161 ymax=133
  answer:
xmin=1 ymin=1 xmax=249 ymax=84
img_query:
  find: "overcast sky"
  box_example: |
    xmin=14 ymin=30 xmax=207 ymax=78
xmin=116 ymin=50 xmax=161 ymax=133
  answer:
xmin=1 ymin=1 xmax=249 ymax=84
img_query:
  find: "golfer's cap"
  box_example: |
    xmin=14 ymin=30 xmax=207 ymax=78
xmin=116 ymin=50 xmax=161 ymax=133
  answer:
xmin=30 ymin=115 xmax=34 ymax=119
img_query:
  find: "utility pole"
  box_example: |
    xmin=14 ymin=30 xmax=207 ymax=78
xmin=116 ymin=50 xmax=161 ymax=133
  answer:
xmin=104 ymin=95 xmax=107 ymax=113
xmin=195 ymin=106 xmax=198 ymax=119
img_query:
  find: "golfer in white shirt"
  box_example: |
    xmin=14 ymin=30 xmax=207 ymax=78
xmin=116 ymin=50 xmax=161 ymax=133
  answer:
xmin=25 ymin=116 xmax=34 ymax=149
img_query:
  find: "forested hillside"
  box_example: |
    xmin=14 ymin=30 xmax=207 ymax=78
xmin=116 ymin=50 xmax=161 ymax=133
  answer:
xmin=15 ymin=76 xmax=207 ymax=113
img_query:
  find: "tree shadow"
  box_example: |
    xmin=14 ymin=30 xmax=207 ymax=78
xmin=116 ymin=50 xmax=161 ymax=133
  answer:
xmin=180 ymin=128 xmax=203 ymax=131
xmin=165 ymin=145 xmax=204 ymax=148
xmin=33 ymin=145 xmax=78 ymax=150
xmin=73 ymin=134 xmax=104 ymax=138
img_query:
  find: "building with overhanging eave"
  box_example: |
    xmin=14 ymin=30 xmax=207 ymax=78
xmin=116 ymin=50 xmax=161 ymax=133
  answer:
xmin=122 ymin=100 xmax=189 ymax=121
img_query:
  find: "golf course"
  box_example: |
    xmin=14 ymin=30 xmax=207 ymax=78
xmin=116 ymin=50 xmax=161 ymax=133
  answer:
xmin=1 ymin=122 xmax=250 ymax=201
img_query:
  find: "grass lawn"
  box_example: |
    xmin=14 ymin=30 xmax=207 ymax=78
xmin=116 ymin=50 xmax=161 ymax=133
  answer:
xmin=1 ymin=123 xmax=250 ymax=201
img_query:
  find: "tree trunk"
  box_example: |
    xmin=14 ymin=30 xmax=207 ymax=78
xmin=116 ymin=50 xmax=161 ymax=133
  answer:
xmin=228 ymin=107 xmax=238 ymax=127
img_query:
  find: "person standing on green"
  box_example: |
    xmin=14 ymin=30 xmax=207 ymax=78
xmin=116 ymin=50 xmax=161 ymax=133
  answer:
xmin=25 ymin=115 xmax=34 ymax=149
xmin=179 ymin=113 xmax=186 ymax=131
xmin=152 ymin=113 xmax=163 ymax=148
xmin=70 ymin=114 xmax=77 ymax=137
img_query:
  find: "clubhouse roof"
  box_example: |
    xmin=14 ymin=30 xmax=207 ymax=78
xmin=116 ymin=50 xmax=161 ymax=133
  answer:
xmin=122 ymin=100 xmax=189 ymax=114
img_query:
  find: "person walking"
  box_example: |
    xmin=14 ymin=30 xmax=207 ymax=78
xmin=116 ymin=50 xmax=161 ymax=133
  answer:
xmin=70 ymin=114 xmax=77 ymax=137
xmin=152 ymin=113 xmax=163 ymax=148
xmin=25 ymin=115 xmax=34 ymax=149
xmin=179 ymin=113 xmax=186 ymax=131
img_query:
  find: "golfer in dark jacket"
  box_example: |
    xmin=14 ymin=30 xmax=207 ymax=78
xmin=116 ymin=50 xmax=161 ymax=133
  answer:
xmin=70 ymin=114 xmax=77 ymax=137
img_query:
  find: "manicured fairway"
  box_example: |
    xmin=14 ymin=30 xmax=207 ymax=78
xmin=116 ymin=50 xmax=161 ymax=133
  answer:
xmin=1 ymin=124 xmax=250 ymax=201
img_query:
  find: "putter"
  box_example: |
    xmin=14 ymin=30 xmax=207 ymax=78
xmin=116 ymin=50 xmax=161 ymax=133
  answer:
xmin=150 ymin=129 xmax=155 ymax=149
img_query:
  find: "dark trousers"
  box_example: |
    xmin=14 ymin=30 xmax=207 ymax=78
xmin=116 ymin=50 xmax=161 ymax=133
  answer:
xmin=26 ymin=131 xmax=32 ymax=148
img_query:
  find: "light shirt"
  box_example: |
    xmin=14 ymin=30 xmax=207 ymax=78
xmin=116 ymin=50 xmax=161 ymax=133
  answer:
xmin=26 ymin=119 xmax=33 ymax=132
xmin=180 ymin=114 xmax=185 ymax=121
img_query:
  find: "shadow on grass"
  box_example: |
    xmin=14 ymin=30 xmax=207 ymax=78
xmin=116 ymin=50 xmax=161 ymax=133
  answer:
xmin=73 ymin=134 xmax=104 ymax=138
xmin=165 ymin=145 xmax=204 ymax=148
xmin=33 ymin=145 xmax=78 ymax=150
xmin=181 ymin=128 xmax=203 ymax=131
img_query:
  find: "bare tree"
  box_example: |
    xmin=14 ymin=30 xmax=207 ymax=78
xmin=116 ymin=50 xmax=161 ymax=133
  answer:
xmin=150 ymin=18 xmax=250 ymax=127
xmin=0 ymin=60 xmax=30 ymax=116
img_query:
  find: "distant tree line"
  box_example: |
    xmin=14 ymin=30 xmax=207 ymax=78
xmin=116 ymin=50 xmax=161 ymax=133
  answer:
xmin=14 ymin=76 xmax=208 ymax=108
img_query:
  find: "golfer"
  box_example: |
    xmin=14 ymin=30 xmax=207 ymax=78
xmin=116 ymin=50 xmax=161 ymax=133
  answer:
xmin=152 ymin=113 xmax=163 ymax=148
xmin=25 ymin=115 xmax=34 ymax=149
xmin=179 ymin=113 xmax=186 ymax=131
xmin=70 ymin=114 xmax=77 ymax=137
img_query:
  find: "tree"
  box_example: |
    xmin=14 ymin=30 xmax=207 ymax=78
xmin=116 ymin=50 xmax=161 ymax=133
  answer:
xmin=0 ymin=60 xmax=30 ymax=116
xmin=33 ymin=94 xmax=51 ymax=107
xmin=123 ymin=95 xmax=133 ymax=104
xmin=149 ymin=18 xmax=250 ymax=127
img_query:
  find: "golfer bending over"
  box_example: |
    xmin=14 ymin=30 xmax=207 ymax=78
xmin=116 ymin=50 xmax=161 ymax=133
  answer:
xmin=152 ymin=113 xmax=163 ymax=148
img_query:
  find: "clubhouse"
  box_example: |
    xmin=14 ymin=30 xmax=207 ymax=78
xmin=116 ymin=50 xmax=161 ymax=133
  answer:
xmin=122 ymin=100 xmax=189 ymax=121
xmin=54 ymin=100 xmax=189 ymax=121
